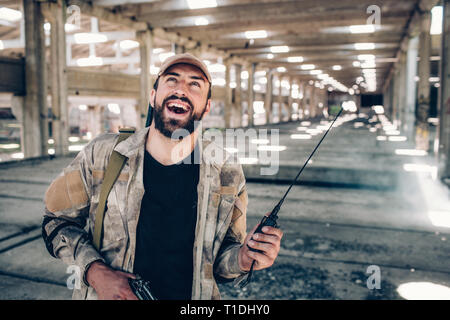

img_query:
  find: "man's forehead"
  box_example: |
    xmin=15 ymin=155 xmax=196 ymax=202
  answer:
xmin=163 ymin=63 xmax=208 ymax=81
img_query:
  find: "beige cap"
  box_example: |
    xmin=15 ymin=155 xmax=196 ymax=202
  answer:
xmin=157 ymin=53 xmax=212 ymax=83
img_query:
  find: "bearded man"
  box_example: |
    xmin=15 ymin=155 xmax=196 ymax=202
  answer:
xmin=42 ymin=53 xmax=283 ymax=300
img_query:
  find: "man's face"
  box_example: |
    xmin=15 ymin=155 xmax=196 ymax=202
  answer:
xmin=150 ymin=63 xmax=211 ymax=138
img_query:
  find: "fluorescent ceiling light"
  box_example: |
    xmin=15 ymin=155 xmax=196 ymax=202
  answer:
xmin=267 ymin=53 xmax=274 ymax=59
xmin=310 ymin=70 xmax=322 ymax=75
xmin=388 ymin=136 xmax=407 ymax=142
xmin=68 ymin=145 xmax=85 ymax=152
xmin=0 ymin=143 xmax=20 ymax=149
xmin=150 ymin=65 xmax=160 ymax=75
xmin=0 ymin=7 xmax=22 ymax=22
xmin=195 ymin=17 xmax=209 ymax=26
xmin=332 ymin=65 xmax=342 ymax=71
xmin=212 ymin=78 xmax=226 ymax=86
xmin=245 ymin=30 xmax=267 ymax=39
xmin=349 ymin=25 xmax=375 ymax=33
xmin=361 ymin=61 xmax=376 ymax=68
xmin=107 ymin=103 xmax=121 ymax=114
xmin=187 ymin=0 xmax=217 ymax=9
xmin=270 ymin=46 xmax=289 ymax=53
xmin=76 ymin=56 xmax=103 ymax=67
xmin=159 ymin=51 xmax=175 ymax=62
xmin=354 ymin=43 xmax=375 ymax=50
xmin=0 ymin=40 xmax=3 ymax=50
xmin=358 ymin=54 xmax=375 ymax=61
xmin=353 ymin=61 xmax=361 ymax=67
xmin=65 ymin=23 xmax=80 ymax=32
xmin=241 ymin=71 xmax=249 ymax=79
xmin=153 ymin=48 xmax=165 ymax=54
xmin=74 ymin=33 xmax=108 ymax=44
xmin=119 ymin=40 xmax=139 ymax=50
xmin=207 ymin=63 xmax=226 ymax=73
xmin=287 ymin=56 xmax=303 ymax=63
xmin=300 ymin=64 xmax=315 ymax=70
xmin=277 ymin=67 xmax=286 ymax=72
xmin=430 ymin=6 xmax=443 ymax=35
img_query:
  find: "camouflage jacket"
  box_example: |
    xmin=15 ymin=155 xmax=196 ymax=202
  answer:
xmin=42 ymin=127 xmax=249 ymax=300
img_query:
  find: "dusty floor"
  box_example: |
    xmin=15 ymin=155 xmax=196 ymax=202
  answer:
xmin=1 ymin=118 xmax=449 ymax=300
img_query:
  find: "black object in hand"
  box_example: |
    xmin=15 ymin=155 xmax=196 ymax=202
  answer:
xmin=128 ymin=276 xmax=157 ymax=300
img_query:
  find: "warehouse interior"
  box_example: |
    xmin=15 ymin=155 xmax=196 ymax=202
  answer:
xmin=0 ymin=0 xmax=449 ymax=300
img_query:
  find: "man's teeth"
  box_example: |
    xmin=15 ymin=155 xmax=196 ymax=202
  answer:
xmin=168 ymin=103 xmax=189 ymax=111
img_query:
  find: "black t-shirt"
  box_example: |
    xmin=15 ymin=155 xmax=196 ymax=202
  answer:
xmin=133 ymin=147 xmax=199 ymax=300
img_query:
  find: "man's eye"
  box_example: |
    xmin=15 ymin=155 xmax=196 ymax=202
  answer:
xmin=167 ymin=77 xmax=177 ymax=82
xmin=191 ymin=81 xmax=200 ymax=87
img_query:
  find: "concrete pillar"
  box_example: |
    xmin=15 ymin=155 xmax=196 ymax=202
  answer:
xmin=310 ymin=84 xmax=317 ymax=118
xmin=172 ymin=43 xmax=185 ymax=54
xmin=23 ymin=0 xmax=48 ymax=158
xmin=287 ymin=77 xmax=293 ymax=121
xmin=224 ymin=61 xmax=232 ymax=128
xmin=405 ymin=36 xmax=419 ymax=140
xmin=438 ymin=0 xmax=450 ymax=183
xmin=277 ymin=75 xmax=283 ymax=123
xmin=234 ymin=64 xmax=243 ymax=127
xmin=247 ymin=63 xmax=256 ymax=127
xmin=300 ymin=82 xmax=307 ymax=119
xmin=295 ymin=80 xmax=302 ymax=120
xmin=391 ymin=66 xmax=400 ymax=124
xmin=11 ymin=96 xmax=25 ymax=156
xmin=88 ymin=105 xmax=102 ymax=138
xmin=264 ymin=69 xmax=274 ymax=124
xmin=45 ymin=0 xmax=69 ymax=156
xmin=397 ymin=51 xmax=407 ymax=131
xmin=137 ymin=30 xmax=153 ymax=128
xmin=416 ymin=9 xmax=432 ymax=151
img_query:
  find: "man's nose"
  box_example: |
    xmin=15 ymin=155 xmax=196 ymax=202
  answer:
xmin=172 ymin=80 xmax=189 ymax=96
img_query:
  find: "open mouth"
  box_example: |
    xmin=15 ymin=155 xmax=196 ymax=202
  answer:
xmin=166 ymin=100 xmax=191 ymax=115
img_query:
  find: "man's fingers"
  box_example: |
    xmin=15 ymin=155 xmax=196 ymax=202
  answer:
xmin=117 ymin=271 xmax=136 ymax=279
xmin=247 ymin=240 xmax=277 ymax=259
xmin=246 ymin=250 xmax=272 ymax=268
xmin=261 ymin=226 xmax=283 ymax=239
xmin=252 ymin=232 xmax=281 ymax=247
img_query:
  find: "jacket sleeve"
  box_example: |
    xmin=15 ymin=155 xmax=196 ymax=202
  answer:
xmin=42 ymin=139 xmax=105 ymax=286
xmin=213 ymin=160 xmax=249 ymax=283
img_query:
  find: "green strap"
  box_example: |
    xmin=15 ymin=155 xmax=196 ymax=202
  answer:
xmin=92 ymin=130 xmax=134 ymax=251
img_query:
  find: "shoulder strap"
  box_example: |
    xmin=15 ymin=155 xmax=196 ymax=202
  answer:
xmin=92 ymin=128 xmax=135 ymax=251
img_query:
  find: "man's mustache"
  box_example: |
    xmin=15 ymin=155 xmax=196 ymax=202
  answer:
xmin=162 ymin=95 xmax=194 ymax=111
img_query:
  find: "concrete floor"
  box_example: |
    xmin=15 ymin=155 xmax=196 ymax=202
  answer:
xmin=0 ymin=116 xmax=449 ymax=300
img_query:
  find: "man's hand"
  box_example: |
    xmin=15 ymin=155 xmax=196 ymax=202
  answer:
xmin=86 ymin=261 xmax=138 ymax=300
xmin=238 ymin=216 xmax=283 ymax=272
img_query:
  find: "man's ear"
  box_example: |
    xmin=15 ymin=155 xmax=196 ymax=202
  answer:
xmin=149 ymin=88 xmax=156 ymax=106
xmin=203 ymin=99 xmax=212 ymax=117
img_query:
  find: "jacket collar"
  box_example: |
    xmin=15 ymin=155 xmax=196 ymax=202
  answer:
xmin=113 ymin=126 xmax=230 ymax=170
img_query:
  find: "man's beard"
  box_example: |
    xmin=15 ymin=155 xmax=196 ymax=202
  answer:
xmin=153 ymin=94 xmax=207 ymax=139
